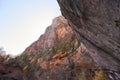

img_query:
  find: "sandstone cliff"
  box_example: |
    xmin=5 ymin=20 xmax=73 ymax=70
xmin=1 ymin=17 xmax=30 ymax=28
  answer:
xmin=1 ymin=1 xmax=120 ymax=80
xmin=1 ymin=14 xmax=119 ymax=80
xmin=21 ymin=16 xmax=99 ymax=80
xmin=57 ymin=0 xmax=120 ymax=72
xmin=24 ymin=16 xmax=74 ymax=54
xmin=21 ymin=13 xmax=120 ymax=79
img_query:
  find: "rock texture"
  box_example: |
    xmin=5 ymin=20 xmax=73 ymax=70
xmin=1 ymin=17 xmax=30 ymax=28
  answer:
xmin=0 ymin=62 xmax=27 ymax=80
xmin=22 ymin=16 xmax=98 ymax=80
xmin=57 ymin=0 xmax=120 ymax=71
xmin=21 ymin=15 xmax=120 ymax=79
xmin=24 ymin=16 xmax=74 ymax=54
xmin=37 ymin=44 xmax=96 ymax=80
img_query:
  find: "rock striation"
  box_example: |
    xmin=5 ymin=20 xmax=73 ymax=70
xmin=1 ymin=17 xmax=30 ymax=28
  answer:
xmin=57 ymin=0 xmax=120 ymax=71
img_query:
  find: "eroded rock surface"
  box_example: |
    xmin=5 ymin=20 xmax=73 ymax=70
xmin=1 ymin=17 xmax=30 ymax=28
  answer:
xmin=24 ymin=16 xmax=74 ymax=54
xmin=57 ymin=0 xmax=120 ymax=71
xmin=22 ymin=16 xmax=97 ymax=80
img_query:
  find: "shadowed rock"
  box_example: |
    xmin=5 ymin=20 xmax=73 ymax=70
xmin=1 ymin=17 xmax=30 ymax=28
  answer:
xmin=57 ymin=0 xmax=120 ymax=71
xmin=0 ymin=62 xmax=27 ymax=80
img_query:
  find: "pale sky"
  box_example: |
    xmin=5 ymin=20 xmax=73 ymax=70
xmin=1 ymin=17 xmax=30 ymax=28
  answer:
xmin=0 ymin=0 xmax=61 ymax=56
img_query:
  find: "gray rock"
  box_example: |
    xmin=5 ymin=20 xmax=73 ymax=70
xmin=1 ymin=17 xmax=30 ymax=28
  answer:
xmin=57 ymin=0 xmax=120 ymax=71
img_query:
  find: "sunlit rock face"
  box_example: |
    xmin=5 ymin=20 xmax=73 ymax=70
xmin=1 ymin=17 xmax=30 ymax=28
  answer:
xmin=23 ymin=16 xmax=74 ymax=54
xmin=57 ymin=0 xmax=120 ymax=71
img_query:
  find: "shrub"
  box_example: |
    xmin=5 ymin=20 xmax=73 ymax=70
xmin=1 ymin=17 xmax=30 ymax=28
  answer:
xmin=93 ymin=69 xmax=108 ymax=80
xmin=77 ymin=69 xmax=87 ymax=80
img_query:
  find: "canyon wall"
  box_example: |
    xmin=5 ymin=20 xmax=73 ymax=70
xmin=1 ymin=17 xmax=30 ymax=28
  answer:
xmin=57 ymin=0 xmax=120 ymax=71
xmin=24 ymin=16 xmax=75 ymax=54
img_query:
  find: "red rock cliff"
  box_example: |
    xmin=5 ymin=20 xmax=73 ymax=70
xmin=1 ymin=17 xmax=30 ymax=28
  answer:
xmin=23 ymin=16 xmax=74 ymax=54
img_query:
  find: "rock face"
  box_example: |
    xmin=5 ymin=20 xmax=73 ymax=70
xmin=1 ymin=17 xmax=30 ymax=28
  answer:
xmin=37 ymin=44 xmax=96 ymax=80
xmin=57 ymin=0 xmax=120 ymax=71
xmin=24 ymin=16 xmax=74 ymax=54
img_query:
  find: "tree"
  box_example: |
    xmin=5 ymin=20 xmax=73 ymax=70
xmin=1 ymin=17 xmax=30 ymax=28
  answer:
xmin=0 ymin=47 xmax=6 ymax=56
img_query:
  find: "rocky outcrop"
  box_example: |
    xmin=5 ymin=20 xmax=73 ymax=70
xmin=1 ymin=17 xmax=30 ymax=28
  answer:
xmin=57 ymin=0 xmax=120 ymax=71
xmin=37 ymin=44 xmax=96 ymax=80
xmin=22 ymin=16 xmax=99 ymax=80
xmin=23 ymin=16 xmax=74 ymax=54
xmin=0 ymin=62 xmax=27 ymax=80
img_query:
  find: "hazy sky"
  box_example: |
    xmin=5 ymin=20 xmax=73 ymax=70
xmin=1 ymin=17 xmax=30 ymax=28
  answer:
xmin=0 ymin=0 xmax=61 ymax=55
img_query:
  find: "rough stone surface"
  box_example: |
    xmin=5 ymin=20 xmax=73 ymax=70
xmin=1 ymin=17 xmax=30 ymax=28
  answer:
xmin=36 ymin=42 xmax=96 ymax=80
xmin=0 ymin=62 xmax=27 ymax=80
xmin=23 ymin=16 xmax=74 ymax=54
xmin=57 ymin=0 xmax=120 ymax=71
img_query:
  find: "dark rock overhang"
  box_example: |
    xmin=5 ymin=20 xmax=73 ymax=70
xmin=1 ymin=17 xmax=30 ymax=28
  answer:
xmin=57 ymin=0 xmax=120 ymax=71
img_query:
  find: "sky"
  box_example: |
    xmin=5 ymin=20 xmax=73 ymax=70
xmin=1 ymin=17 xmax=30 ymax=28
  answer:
xmin=0 ymin=0 xmax=61 ymax=56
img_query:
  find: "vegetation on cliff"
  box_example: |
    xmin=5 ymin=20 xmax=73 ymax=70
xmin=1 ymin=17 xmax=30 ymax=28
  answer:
xmin=1 ymin=15 xmax=120 ymax=80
